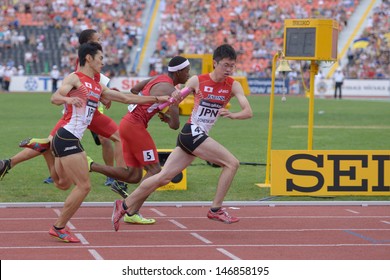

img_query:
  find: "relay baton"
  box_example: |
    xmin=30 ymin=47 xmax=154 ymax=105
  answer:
xmin=158 ymin=87 xmax=192 ymax=110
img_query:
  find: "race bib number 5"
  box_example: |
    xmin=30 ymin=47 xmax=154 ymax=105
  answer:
xmin=84 ymin=99 xmax=98 ymax=125
xmin=143 ymin=149 xmax=156 ymax=162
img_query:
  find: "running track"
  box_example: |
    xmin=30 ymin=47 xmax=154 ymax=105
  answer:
xmin=0 ymin=202 xmax=389 ymax=260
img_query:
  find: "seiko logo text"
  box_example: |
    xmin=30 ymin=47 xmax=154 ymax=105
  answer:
xmin=285 ymin=154 xmax=389 ymax=193
xmin=292 ymin=20 xmax=310 ymax=26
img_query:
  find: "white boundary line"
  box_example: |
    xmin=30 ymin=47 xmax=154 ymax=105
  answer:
xmin=1 ymin=243 xmax=389 ymax=250
xmin=1 ymin=201 xmax=389 ymax=208
xmin=169 ymin=219 xmax=187 ymax=229
xmin=88 ymin=249 xmax=104 ymax=260
xmin=216 ymin=248 xmax=241 ymax=260
xmin=190 ymin=233 xmax=212 ymax=244
xmin=1 ymin=228 xmax=390 ymax=234
xmin=346 ymin=209 xmax=360 ymax=214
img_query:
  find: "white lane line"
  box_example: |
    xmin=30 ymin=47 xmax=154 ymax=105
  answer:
xmin=66 ymin=222 xmax=76 ymax=230
xmin=150 ymin=208 xmax=166 ymax=217
xmin=216 ymin=248 xmax=241 ymax=260
xmin=88 ymin=249 xmax=104 ymax=260
xmin=381 ymin=221 xmax=390 ymax=225
xmin=190 ymin=232 xmax=212 ymax=244
xmin=2 ymin=228 xmax=390 ymax=234
xmin=2 ymin=243 xmax=388 ymax=250
xmin=53 ymin=209 xmax=61 ymax=216
xmin=346 ymin=209 xmax=360 ymax=214
xmin=75 ymin=233 xmax=89 ymax=245
xmin=169 ymin=219 xmax=187 ymax=229
xmin=2 ymin=215 xmax=390 ymax=221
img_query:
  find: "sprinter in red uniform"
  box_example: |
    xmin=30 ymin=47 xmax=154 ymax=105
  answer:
xmin=89 ymin=56 xmax=190 ymax=224
xmin=112 ymin=44 xmax=253 ymax=232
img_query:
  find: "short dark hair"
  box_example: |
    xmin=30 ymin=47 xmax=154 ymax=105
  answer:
xmin=213 ymin=44 xmax=237 ymax=63
xmin=78 ymin=29 xmax=98 ymax=44
xmin=78 ymin=42 xmax=103 ymax=66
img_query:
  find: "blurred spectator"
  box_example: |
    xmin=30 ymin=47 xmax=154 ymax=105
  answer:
xmin=50 ymin=65 xmax=60 ymax=93
xmin=344 ymin=0 xmax=389 ymax=79
xmin=333 ymin=67 xmax=345 ymax=99
xmin=0 ymin=63 xmax=5 ymax=90
xmin=3 ymin=66 xmax=13 ymax=91
xmin=17 ymin=65 xmax=25 ymax=76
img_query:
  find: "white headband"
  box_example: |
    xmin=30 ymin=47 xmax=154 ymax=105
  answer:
xmin=168 ymin=59 xmax=190 ymax=72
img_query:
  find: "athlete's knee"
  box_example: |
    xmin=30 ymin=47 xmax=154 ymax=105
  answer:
xmin=122 ymin=168 xmax=142 ymax=184
xmin=157 ymin=172 xmax=174 ymax=187
xmin=224 ymin=156 xmax=239 ymax=171
xmin=108 ymin=131 xmax=121 ymax=142
xmin=231 ymin=157 xmax=240 ymax=170
xmin=54 ymin=180 xmax=72 ymax=190
xmin=77 ymin=183 xmax=91 ymax=194
xmin=144 ymin=164 xmax=162 ymax=176
xmin=99 ymin=136 xmax=111 ymax=146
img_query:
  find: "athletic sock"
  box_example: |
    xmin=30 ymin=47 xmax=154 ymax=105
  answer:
xmin=53 ymin=225 xmax=65 ymax=231
xmin=122 ymin=201 xmax=128 ymax=210
xmin=210 ymin=207 xmax=221 ymax=213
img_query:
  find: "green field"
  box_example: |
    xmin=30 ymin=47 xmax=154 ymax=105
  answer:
xmin=0 ymin=93 xmax=389 ymax=202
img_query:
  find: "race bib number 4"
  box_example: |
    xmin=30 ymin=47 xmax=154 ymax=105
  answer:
xmin=191 ymin=124 xmax=203 ymax=136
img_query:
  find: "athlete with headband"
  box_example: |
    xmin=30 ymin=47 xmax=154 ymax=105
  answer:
xmin=112 ymin=44 xmax=253 ymax=231
xmin=87 ymin=56 xmax=191 ymax=224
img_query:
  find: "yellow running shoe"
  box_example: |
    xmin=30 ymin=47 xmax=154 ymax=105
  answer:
xmin=19 ymin=138 xmax=50 ymax=153
xmin=87 ymin=156 xmax=94 ymax=172
xmin=124 ymin=213 xmax=156 ymax=224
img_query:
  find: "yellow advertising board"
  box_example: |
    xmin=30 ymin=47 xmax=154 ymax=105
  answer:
xmin=271 ymin=150 xmax=390 ymax=196
xmin=154 ymin=149 xmax=187 ymax=191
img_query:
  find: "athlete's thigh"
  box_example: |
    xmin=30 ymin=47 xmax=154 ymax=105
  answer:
xmin=120 ymin=120 xmax=158 ymax=167
xmin=192 ymin=137 xmax=236 ymax=166
xmin=59 ymin=152 xmax=90 ymax=186
xmin=159 ymin=147 xmax=195 ymax=179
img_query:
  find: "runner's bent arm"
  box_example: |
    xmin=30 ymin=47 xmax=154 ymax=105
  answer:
xmin=219 ymin=81 xmax=252 ymax=120
xmin=151 ymin=82 xmax=182 ymax=130
xmin=51 ymin=73 xmax=83 ymax=107
xmin=131 ymin=78 xmax=153 ymax=94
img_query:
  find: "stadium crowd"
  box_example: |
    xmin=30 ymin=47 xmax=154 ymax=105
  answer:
xmin=155 ymin=0 xmax=359 ymax=78
xmin=1 ymin=0 xmax=389 ymax=84
xmin=0 ymin=0 xmax=146 ymax=78
xmin=343 ymin=0 xmax=390 ymax=79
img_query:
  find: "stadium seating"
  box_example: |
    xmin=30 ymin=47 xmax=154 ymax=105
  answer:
xmin=343 ymin=0 xmax=390 ymax=79
xmin=0 ymin=0 xmax=146 ymax=75
xmin=2 ymin=0 xmax=386 ymax=79
xmin=155 ymin=0 xmax=360 ymax=78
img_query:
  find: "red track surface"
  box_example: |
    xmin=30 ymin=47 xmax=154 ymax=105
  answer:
xmin=0 ymin=205 xmax=389 ymax=260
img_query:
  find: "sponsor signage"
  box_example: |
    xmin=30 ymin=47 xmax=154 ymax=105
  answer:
xmin=271 ymin=150 xmax=390 ymax=196
xmin=247 ymin=78 xmax=288 ymax=94
xmin=315 ymin=79 xmax=390 ymax=97
xmin=9 ymin=76 xmax=63 ymax=92
xmin=7 ymin=76 xmax=390 ymax=98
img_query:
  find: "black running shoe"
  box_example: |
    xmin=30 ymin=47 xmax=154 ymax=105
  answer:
xmin=110 ymin=180 xmax=129 ymax=198
xmin=0 ymin=159 xmax=11 ymax=180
